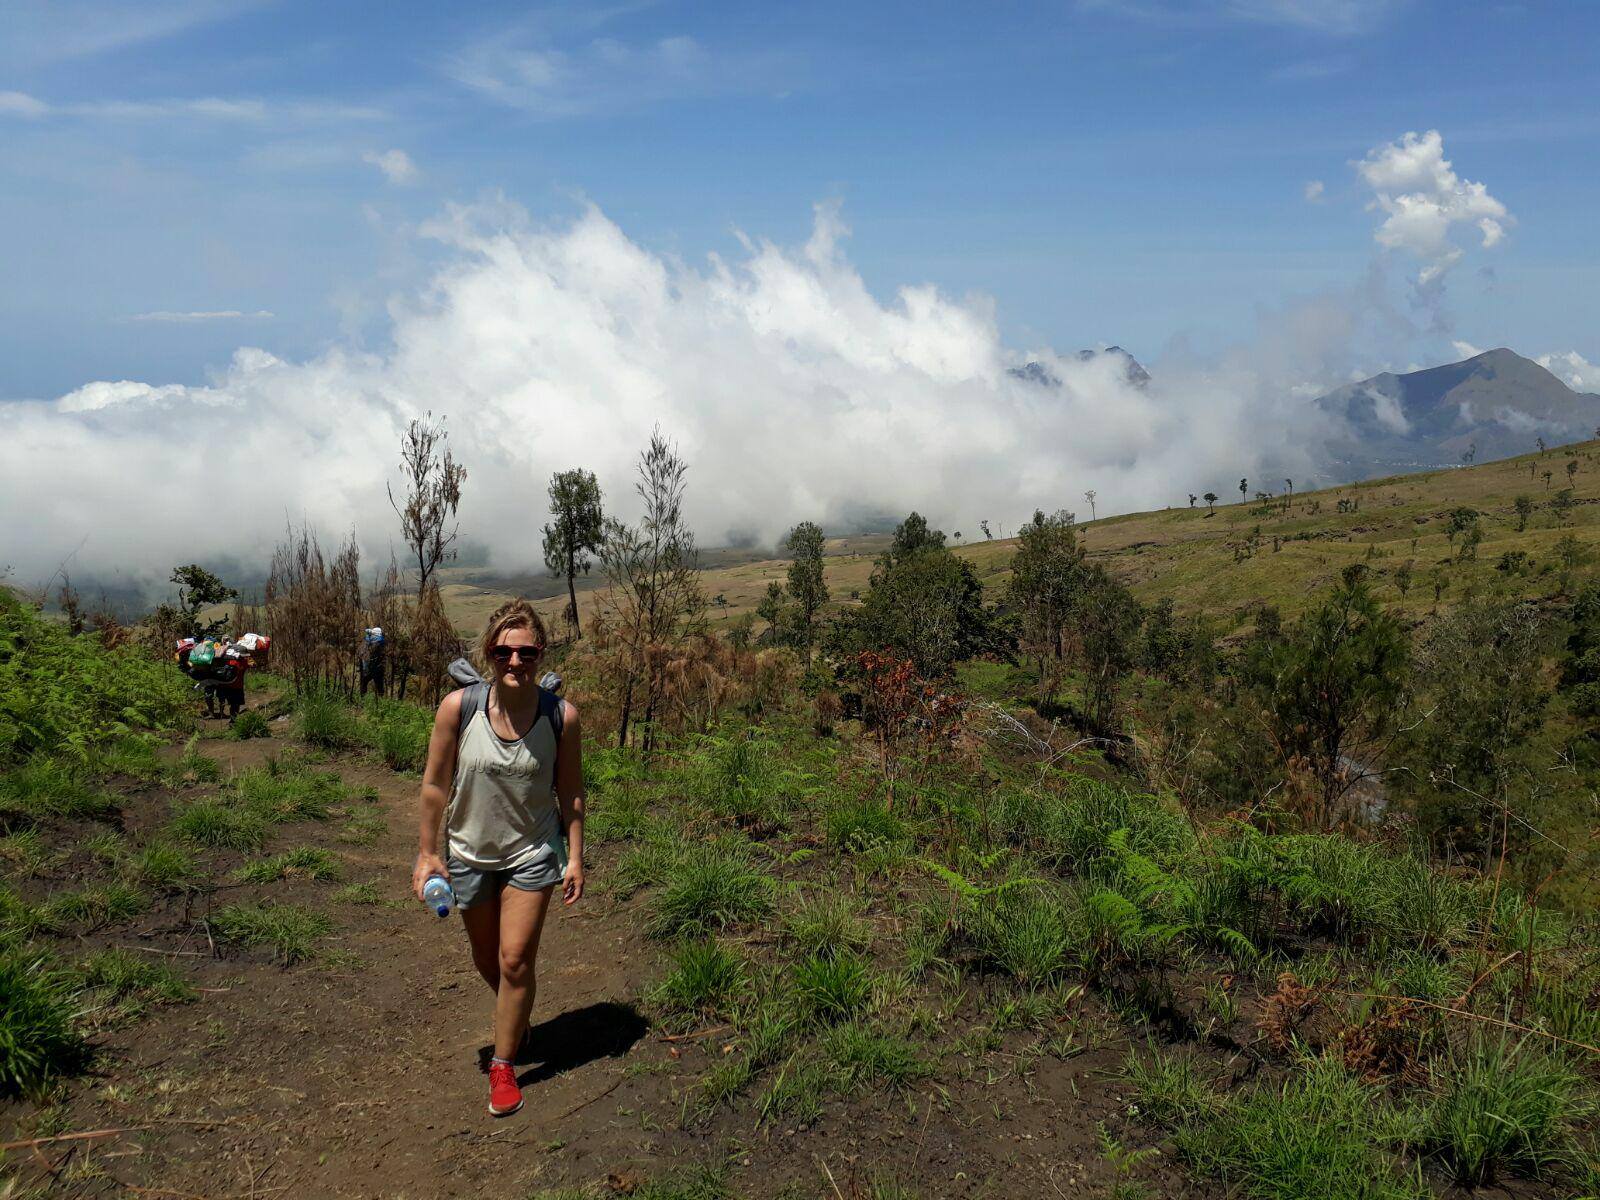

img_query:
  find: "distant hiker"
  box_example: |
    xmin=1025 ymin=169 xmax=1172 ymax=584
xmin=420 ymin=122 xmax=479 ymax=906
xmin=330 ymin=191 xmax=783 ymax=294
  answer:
xmin=359 ymin=626 xmax=387 ymax=698
xmin=412 ymin=598 xmax=585 ymax=1118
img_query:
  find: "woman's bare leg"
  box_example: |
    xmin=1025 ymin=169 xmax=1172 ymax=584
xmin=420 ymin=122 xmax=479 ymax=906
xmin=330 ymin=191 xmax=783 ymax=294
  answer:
xmin=461 ymin=889 xmax=502 ymax=993
xmin=493 ymin=884 xmax=555 ymax=1062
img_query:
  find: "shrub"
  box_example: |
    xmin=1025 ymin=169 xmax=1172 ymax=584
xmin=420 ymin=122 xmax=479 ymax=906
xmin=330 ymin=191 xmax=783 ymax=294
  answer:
xmin=646 ymin=843 xmax=775 ymax=939
xmin=227 ymin=709 xmax=271 ymax=740
xmin=0 ymin=947 xmax=88 ymax=1096
xmin=0 ymin=587 xmax=189 ymax=765
xmin=232 ymin=760 xmax=343 ymax=822
xmin=653 ymin=939 xmax=743 ymax=1020
xmin=793 ymin=949 xmax=873 ymax=1023
xmin=966 ymin=886 xmax=1079 ymax=986
xmin=586 ymin=787 xmax=655 ymax=844
xmin=699 ymin=735 xmax=783 ymax=827
xmin=1419 ymin=1036 xmax=1585 ymax=1186
xmin=210 ymin=902 xmax=332 ymax=965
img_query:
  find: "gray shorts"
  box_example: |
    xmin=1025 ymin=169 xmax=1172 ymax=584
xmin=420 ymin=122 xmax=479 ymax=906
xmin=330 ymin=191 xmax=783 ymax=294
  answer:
xmin=447 ymin=844 xmax=564 ymax=909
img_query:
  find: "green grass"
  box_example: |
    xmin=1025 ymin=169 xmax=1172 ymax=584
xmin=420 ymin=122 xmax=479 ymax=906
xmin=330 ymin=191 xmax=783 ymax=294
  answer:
xmin=819 ymin=1022 xmax=929 ymax=1090
xmin=642 ymin=842 xmax=776 ymax=939
xmin=231 ymin=759 xmax=343 ymax=821
xmin=782 ymin=891 xmax=870 ymax=960
xmin=42 ymin=883 xmax=146 ymax=931
xmin=824 ymin=795 xmax=905 ymax=851
xmin=232 ymin=846 xmax=343 ymax=884
xmin=358 ymin=697 xmax=433 ymax=771
xmin=166 ymin=734 xmax=222 ymax=785
xmin=227 ymin=709 xmax=271 ymax=740
xmin=1417 ymin=1035 xmax=1587 ymax=1186
xmin=0 ymin=828 xmax=64 ymax=877
xmin=0 ymin=946 xmax=89 ymax=1096
xmin=653 ymin=939 xmax=744 ymax=1021
xmin=792 ymin=949 xmax=873 ymax=1024
xmin=127 ymin=840 xmax=201 ymax=892
xmin=0 ymin=757 xmax=113 ymax=823
xmin=170 ymin=798 xmax=268 ymax=851
xmin=1121 ymin=1045 xmax=1221 ymax=1124
xmin=295 ymin=689 xmax=356 ymax=749
xmin=1173 ymin=1057 xmax=1426 ymax=1200
xmin=334 ymin=881 xmax=382 ymax=905
xmin=210 ymin=902 xmax=333 ymax=965
xmin=75 ymin=949 xmax=196 ymax=1026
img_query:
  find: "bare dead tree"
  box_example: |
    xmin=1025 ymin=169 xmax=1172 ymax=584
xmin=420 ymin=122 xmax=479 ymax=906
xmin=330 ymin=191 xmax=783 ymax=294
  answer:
xmin=596 ymin=428 xmax=706 ymax=753
xmin=388 ymin=412 xmax=466 ymax=599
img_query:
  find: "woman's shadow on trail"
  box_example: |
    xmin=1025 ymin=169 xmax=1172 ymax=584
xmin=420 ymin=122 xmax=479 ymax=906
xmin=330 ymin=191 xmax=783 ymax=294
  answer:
xmin=477 ymin=1002 xmax=649 ymax=1085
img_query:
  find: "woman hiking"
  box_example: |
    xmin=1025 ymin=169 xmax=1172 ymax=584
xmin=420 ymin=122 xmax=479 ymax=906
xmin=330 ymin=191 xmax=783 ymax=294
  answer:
xmin=412 ymin=599 xmax=585 ymax=1117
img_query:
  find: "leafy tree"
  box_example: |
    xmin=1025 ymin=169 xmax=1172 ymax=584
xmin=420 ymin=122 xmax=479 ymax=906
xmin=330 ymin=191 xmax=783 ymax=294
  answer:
xmin=541 ymin=467 xmax=604 ymax=639
xmin=169 ymin=564 xmax=237 ymax=638
xmin=1542 ymin=469 xmax=1553 ymax=490
xmin=1566 ymin=458 xmax=1579 ymax=486
xmin=829 ymin=543 xmax=1004 ymax=679
xmin=388 ymin=412 xmax=466 ymax=599
xmin=1238 ymin=478 xmax=1248 ymax=504
xmin=1513 ymin=494 xmax=1533 ymax=532
xmin=784 ymin=521 xmax=829 ymax=649
xmin=979 ymin=520 xmax=992 ymax=540
xmin=884 ymin=511 xmax=945 ymax=567
xmin=1139 ymin=597 xmax=1184 ymax=680
xmin=1084 ymin=489 xmax=1097 ymax=521
xmin=1077 ymin=566 xmax=1141 ymax=736
xmin=1006 ymin=509 xmax=1084 ymax=695
xmin=1188 ymin=494 xmax=1197 ymax=508
xmin=1446 ymin=506 xmax=1478 ymax=549
xmin=1203 ymin=492 xmax=1218 ymax=513
xmin=1405 ymin=600 xmax=1550 ymax=861
xmin=1255 ymin=578 xmax=1408 ymax=829
xmin=1458 ymin=522 xmax=1484 ymax=562
xmin=1551 ymin=487 xmax=1576 ymax=526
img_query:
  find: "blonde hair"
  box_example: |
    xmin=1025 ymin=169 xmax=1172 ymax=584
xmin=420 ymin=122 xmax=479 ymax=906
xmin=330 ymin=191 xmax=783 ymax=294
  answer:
xmin=479 ymin=598 xmax=548 ymax=669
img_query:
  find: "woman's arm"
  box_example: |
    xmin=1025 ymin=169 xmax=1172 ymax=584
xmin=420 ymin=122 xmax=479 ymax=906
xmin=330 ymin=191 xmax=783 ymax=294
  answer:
xmin=556 ymin=701 xmax=585 ymax=906
xmin=412 ymin=691 xmax=464 ymax=900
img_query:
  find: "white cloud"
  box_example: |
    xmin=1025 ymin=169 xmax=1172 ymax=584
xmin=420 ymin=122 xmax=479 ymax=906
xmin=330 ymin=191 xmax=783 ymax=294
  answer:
xmin=1354 ymin=130 xmax=1512 ymax=293
xmin=0 ymin=93 xmax=382 ymax=122
xmin=3 ymin=0 xmax=263 ymax=66
xmin=0 ymin=199 xmax=1346 ymax=588
xmin=128 ymin=310 xmax=274 ymax=322
xmin=0 ymin=91 xmax=49 ymax=117
xmin=362 ymin=149 xmax=420 ymax=186
xmin=1304 ymin=179 xmax=1325 ymax=202
xmin=1451 ymin=339 xmax=1483 ymax=360
xmin=445 ymin=28 xmax=797 ymax=117
xmin=1537 ymin=351 xmax=1600 ymax=392
xmin=1077 ymin=0 xmax=1405 ymax=34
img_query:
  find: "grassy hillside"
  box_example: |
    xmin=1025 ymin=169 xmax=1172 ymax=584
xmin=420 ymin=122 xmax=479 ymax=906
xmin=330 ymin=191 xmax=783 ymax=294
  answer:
xmin=441 ymin=441 xmax=1600 ymax=638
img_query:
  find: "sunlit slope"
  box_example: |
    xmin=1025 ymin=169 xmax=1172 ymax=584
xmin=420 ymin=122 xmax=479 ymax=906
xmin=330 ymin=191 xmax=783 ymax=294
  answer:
xmin=440 ymin=441 xmax=1600 ymax=637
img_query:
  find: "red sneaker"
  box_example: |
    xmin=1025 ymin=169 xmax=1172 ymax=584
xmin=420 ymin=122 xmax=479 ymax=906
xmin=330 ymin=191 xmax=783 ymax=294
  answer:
xmin=487 ymin=1061 xmax=523 ymax=1117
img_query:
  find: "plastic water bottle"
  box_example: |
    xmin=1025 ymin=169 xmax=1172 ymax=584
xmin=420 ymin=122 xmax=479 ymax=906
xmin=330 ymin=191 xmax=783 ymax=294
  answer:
xmin=422 ymin=874 xmax=455 ymax=918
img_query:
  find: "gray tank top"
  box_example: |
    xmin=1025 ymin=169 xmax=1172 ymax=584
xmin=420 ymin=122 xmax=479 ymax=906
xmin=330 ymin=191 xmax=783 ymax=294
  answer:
xmin=445 ymin=689 xmax=564 ymax=870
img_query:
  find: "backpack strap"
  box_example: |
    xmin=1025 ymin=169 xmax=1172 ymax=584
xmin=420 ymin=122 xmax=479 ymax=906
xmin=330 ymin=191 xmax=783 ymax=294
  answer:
xmin=539 ymin=686 xmax=565 ymax=750
xmin=456 ymin=681 xmax=490 ymax=742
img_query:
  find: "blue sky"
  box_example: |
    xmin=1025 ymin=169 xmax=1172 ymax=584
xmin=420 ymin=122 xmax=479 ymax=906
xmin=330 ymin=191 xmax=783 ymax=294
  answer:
xmin=4 ymin=0 xmax=1598 ymax=402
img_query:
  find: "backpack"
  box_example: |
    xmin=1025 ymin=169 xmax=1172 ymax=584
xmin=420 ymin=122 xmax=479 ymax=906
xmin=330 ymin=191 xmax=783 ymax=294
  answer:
xmin=189 ymin=641 xmax=217 ymax=669
xmin=456 ymin=682 xmax=564 ymax=760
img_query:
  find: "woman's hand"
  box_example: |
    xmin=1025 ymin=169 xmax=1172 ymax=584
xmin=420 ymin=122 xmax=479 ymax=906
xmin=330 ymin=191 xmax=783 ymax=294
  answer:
xmin=413 ymin=851 xmax=449 ymax=901
xmin=562 ymin=859 xmax=585 ymax=907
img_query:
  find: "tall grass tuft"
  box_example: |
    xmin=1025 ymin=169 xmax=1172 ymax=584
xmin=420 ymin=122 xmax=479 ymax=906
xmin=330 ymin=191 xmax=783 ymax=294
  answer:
xmin=0 ymin=757 xmax=112 ymax=823
xmin=644 ymin=842 xmax=776 ymax=939
xmin=1418 ymin=1035 xmax=1586 ymax=1186
xmin=793 ymin=949 xmax=873 ymax=1023
xmin=652 ymin=939 xmax=744 ymax=1021
xmin=0 ymin=947 xmax=89 ymax=1096
xmin=210 ymin=902 xmax=333 ymax=965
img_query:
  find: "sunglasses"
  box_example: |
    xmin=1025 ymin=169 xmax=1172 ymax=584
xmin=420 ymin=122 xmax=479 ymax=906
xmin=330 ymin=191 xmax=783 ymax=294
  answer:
xmin=489 ymin=644 xmax=545 ymax=664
